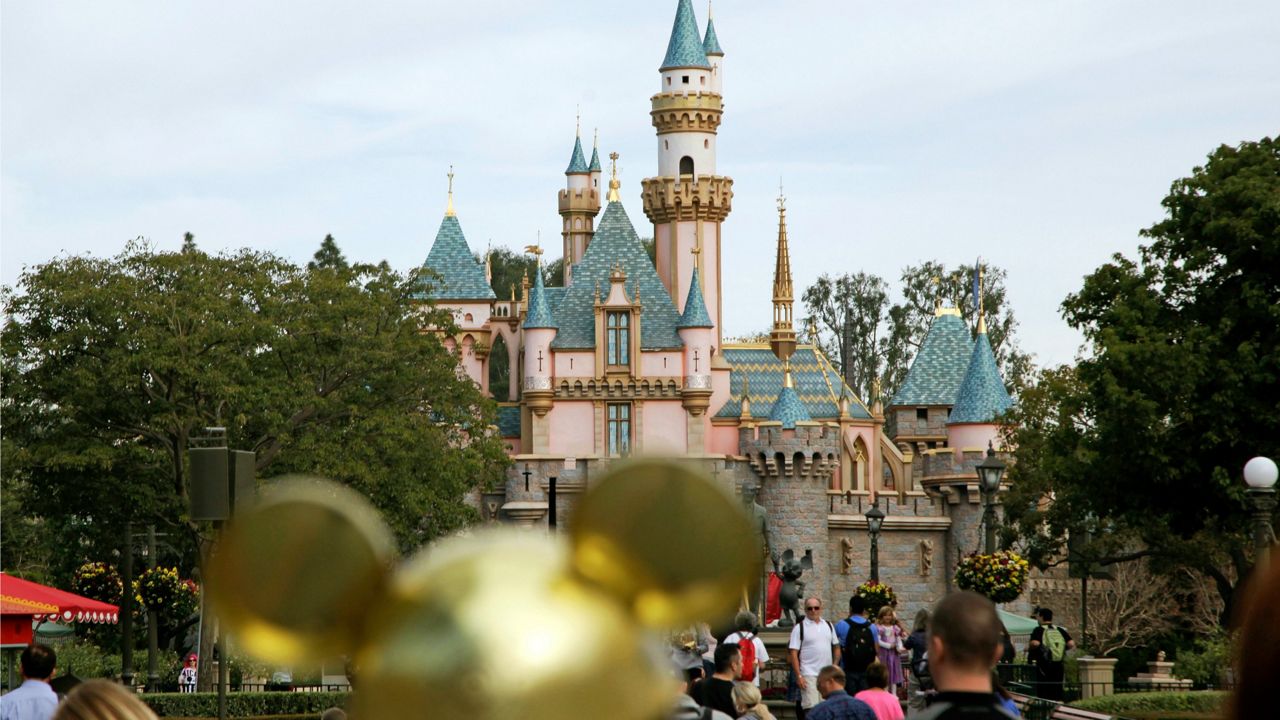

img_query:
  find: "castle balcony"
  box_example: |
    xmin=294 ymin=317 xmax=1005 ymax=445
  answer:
xmin=640 ymin=175 xmax=733 ymax=223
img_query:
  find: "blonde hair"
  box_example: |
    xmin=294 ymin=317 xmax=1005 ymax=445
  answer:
xmin=732 ymin=681 xmax=776 ymax=720
xmin=877 ymin=605 xmax=896 ymax=623
xmin=53 ymin=680 xmax=158 ymax=720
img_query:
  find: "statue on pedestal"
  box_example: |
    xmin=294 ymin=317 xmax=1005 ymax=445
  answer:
xmin=772 ymin=549 xmax=813 ymax=628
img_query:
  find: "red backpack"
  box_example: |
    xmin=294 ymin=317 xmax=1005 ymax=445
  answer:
xmin=737 ymin=633 xmax=758 ymax=682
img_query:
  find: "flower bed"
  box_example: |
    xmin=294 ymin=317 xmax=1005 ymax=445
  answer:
xmin=954 ymin=551 xmax=1029 ymax=603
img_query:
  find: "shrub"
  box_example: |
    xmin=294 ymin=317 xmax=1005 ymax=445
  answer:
xmin=141 ymin=691 xmax=348 ymax=718
xmin=1070 ymin=690 xmax=1227 ymax=714
xmin=1172 ymin=630 xmax=1233 ymax=687
xmin=52 ymin=639 xmax=121 ymax=679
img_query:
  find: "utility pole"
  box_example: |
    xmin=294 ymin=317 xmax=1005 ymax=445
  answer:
xmin=146 ymin=525 xmax=159 ymax=691
xmin=120 ymin=522 xmax=135 ymax=687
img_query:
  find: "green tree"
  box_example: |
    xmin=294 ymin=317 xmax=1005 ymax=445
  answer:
xmin=1002 ymin=137 xmax=1280 ymax=621
xmin=801 ymin=272 xmax=890 ymax=405
xmin=308 ymin=233 xmax=348 ymax=270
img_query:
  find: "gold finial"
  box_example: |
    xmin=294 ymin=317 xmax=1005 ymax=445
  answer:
xmin=977 ymin=264 xmax=988 ymax=334
xmin=607 ymin=151 xmax=621 ymax=202
xmin=524 ymin=234 xmax=544 ymax=267
xmin=576 ymin=106 xmax=581 ymax=137
xmin=777 ymin=178 xmax=786 ymax=215
xmin=445 ymin=165 xmax=456 ymax=217
xmin=782 ymin=359 xmax=794 ymax=389
xmin=708 ymin=0 xmax=714 ymax=20
xmin=593 ymin=127 xmax=599 ymax=149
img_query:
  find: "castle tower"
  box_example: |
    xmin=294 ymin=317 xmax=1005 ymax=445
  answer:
xmin=678 ymin=261 xmax=715 ymax=448
xmin=522 ymin=265 xmax=558 ymax=452
xmin=947 ymin=274 xmax=1014 ymax=451
xmin=769 ymin=190 xmax=797 ymax=363
xmin=704 ymin=1 xmax=724 ymax=94
xmin=642 ymin=0 xmax=733 ymax=352
xmin=559 ymin=120 xmax=601 ymax=286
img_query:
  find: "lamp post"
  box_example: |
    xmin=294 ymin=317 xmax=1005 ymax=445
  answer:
xmin=976 ymin=442 xmax=1007 ymax=555
xmin=1244 ymin=456 xmax=1278 ymax=567
xmin=866 ymin=500 xmax=885 ymax=583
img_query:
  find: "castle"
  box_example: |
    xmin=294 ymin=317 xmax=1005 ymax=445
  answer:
xmin=417 ymin=0 xmax=1056 ymax=621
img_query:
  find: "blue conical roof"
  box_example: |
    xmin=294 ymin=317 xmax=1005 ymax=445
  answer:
xmin=949 ymin=327 xmax=1013 ymax=424
xmin=770 ymin=384 xmax=811 ymax=430
xmin=417 ymin=215 xmax=496 ymax=301
xmin=588 ymin=145 xmax=602 ymax=173
xmin=523 ymin=268 xmax=557 ymax=330
xmin=662 ymin=0 xmax=712 ymax=70
xmin=678 ymin=267 xmax=714 ymax=328
xmin=703 ymin=17 xmax=723 ymax=56
xmin=890 ymin=312 xmax=972 ymax=407
xmin=566 ymin=135 xmax=589 ymax=175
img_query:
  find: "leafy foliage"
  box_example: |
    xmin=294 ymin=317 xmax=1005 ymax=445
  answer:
xmin=1070 ymin=690 xmax=1227 ymax=713
xmin=954 ymin=551 xmax=1029 ymax=604
xmin=139 ymin=690 xmax=348 ymax=717
xmin=73 ymin=562 xmax=123 ymax=605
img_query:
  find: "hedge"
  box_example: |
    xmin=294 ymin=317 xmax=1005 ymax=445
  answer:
xmin=140 ymin=692 xmax=348 ymax=718
xmin=1070 ymin=690 xmax=1227 ymax=714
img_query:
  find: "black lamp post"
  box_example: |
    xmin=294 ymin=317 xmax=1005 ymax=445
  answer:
xmin=1244 ymin=456 xmax=1278 ymax=567
xmin=976 ymin=442 xmax=1006 ymax=555
xmin=866 ymin=500 xmax=885 ymax=583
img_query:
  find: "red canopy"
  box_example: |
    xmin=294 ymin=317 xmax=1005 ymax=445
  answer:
xmin=0 ymin=573 xmax=120 ymax=624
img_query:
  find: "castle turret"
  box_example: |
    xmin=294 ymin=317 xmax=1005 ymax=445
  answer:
xmin=522 ymin=264 xmax=558 ymax=460
xmin=560 ymin=121 xmax=601 ymax=285
xmin=678 ymin=263 xmax=715 ymax=447
xmin=703 ymin=1 xmax=724 ymax=94
xmin=947 ymin=273 xmax=1013 ymax=451
xmin=588 ymin=129 xmax=603 ymax=193
xmin=769 ymin=190 xmax=796 ymax=363
xmin=643 ymin=0 xmax=732 ymax=352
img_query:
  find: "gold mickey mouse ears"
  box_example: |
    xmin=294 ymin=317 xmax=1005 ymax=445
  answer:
xmin=207 ymin=477 xmax=394 ymax=664
xmin=569 ymin=459 xmax=761 ymax=628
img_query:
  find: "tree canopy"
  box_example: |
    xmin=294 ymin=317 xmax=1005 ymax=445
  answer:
xmin=1002 ymin=137 xmax=1280 ymax=619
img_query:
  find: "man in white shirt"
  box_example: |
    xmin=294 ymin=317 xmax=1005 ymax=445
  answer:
xmin=1 ymin=644 xmax=58 ymax=720
xmin=787 ymin=597 xmax=842 ymax=719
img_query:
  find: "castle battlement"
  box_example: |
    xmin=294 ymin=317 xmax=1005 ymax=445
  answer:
xmin=738 ymin=423 xmax=839 ymax=480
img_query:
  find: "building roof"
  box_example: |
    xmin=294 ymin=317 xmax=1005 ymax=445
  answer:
xmin=703 ymin=17 xmax=723 ymax=56
xmin=769 ymin=385 xmax=810 ymax=429
xmin=662 ymin=0 xmax=712 ymax=70
xmin=496 ymin=405 xmax=521 ymax=438
xmin=714 ymin=345 xmax=873 ymax=421
xmin=588 ymin=145 xmax=602 ymax=173
xmin=889 ymin=312 xmax=972 ymax=407
xmin=523 ymin=267 xmax=558 ymax=329
xmin=566 ymin=135 xmax=589 ymax=174
xmin=949 ymin=329 xmax=1014 ymax=424
xmin=550 ymin=200 xmax=683 ymax=350
xmin=677 ymin=267 xmax=714 ymax=328
xmin=417 ymin=215 xmax=497 ymax=301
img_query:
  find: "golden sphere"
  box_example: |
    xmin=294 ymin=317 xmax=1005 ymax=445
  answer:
xmin=353 ymin=531 xmax=672 ymax=720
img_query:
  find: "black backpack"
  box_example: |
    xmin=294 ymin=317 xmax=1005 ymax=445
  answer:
xmin=842 ymin=618 xmax=878 ymax=673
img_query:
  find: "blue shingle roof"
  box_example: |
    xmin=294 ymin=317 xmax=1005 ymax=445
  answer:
xmin=588 ymin=145 xmax=602 ymax=173
xmin=677 ymin=268 xmax=714 ymax=328
xmin=889 ymin=312 xmax=972 ymax=407
xmin=662 ymin=0 xmax=712 ymax=70
xmin=417 ymin=215 xmax=497 ymax=301
xmin=714 ymin=346 xmax=873 ymax=421
xmin=550 ymin=201 xmax=683 ymax=350
xmin=703 ymin=17 xmax=723 ymax=56
xmin=523 ymin=267 xmax=557 ymax=329
xmin=949 ymin=329 xmax=1014 ymax=424
xmin=566 ymin=136 xmax=589 ymax=175
xmin=770 ymin=385 xmax=811 ymax=429
xmin=496 ymin=405 xmax=521 ymax=438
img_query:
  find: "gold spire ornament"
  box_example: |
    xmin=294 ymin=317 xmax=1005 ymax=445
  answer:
xmin=445 ymin=166 xmax=456 ymax=217
xmin=607 ymin=152 xmax=621 ymax=202
xmin=769 ymin=182 xmax=797 ymax=363
xmin=977 ymin=264 xmax=987 ymax=334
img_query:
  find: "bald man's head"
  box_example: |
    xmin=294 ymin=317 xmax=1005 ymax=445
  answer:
xmin=929 ymin=591 xmax=1003 ymax=674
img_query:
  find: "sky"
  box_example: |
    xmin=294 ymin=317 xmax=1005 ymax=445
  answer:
xmin=3 ymin=0 xmax=1278 ymax=368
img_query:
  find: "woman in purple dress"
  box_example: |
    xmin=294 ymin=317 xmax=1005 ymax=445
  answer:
xmin=874 ymin=606 xmax=907 ymax=695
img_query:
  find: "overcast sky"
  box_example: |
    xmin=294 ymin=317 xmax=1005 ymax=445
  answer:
xmin=4 ymin=1 xmax=1277 ymax=368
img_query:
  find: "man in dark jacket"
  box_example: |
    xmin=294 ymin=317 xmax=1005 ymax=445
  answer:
xmin=911 ymin=592 xmax=1018 ymax=720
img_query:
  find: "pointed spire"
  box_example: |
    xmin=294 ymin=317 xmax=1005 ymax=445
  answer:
xmin=523 ymin=263 xmax=557 ymax=330
xmin=740 ymin=375 xmax=752 ymax=419
xmin=566 ymin=118 xmax=589 ymax=175
xmin=703 ymin=0 xmax=724 ymax=56
xmin=445 ymin=165 xmax=456 ymax=217
xmin=662 ymin=0 xmax=712 ymax=70
xmin=589 ymin=129 xmax=602 ymax=173
xmin=949 ymin=318 xmax=1013 ymax=424
xmin=770 ymin=359 xmax=811 ymax=429
xmin=607 ymin=152 xmax=622 ymax=202
xmin=769 ymin=182 xmax=797 ymax=363
xmin=678 ymin=266 xmax=714 ymax=328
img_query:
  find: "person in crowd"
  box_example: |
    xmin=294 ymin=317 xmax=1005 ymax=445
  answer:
xmin=873 ymin=606 xmax=906 ymax=696
xmin=1027 ymin=608 xmax=1074 ymax=701
xmin=835 ymin=595 xmax=876 ymax=693
xmin=1229 ymin=552 xmax=1280 ymax=720
xmin=912 ymin=591 xmax=1017 ymax=719
xmin=732 ymin=681 xmax=776 ymax=720
xmin=991 ymin=673 xmax=1020 ymax=717
xmin=319 ymin=710 xmax=347 ymax=720
xmin=671 ymin=662 xmax=733 ymax=720
xmin=177 ymin=656 xmax=197 ymax=694
xmin=693 ymin=642 xmax=743 ymax=718
xmin=2 ymin=643 xmax=58 ymax=720
xmin=903 ymin=608 xmax=932 ymax=713
xmin=50 ymin=679 xmax=157 ymax=720
xmin=807 ymin=665 xmax=876 ymax=720
xmin=852 ymin=661 xmax=904 ymax=720
xmin=723 ymin=612 xmax=769 ymax=687
xmin=788 ymin=598 xmax=843 ymax=719
xmin=673 ymin=626 xmax=710 ymax=682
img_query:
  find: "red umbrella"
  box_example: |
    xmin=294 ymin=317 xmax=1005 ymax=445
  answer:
xmin=1 ymin=573 xmax=120 ymax=646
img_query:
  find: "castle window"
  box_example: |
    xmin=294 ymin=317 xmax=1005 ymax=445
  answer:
xmin=607 ymin=403 xmax=631 ymax=456
xmin=681 ymin=75 xmax=689 ymax=84
xmin=916 ymin=407 xmax=928 ymax=420
xmin=606 ymin=311 xmax=630 ymax=366
xmin=664 ymin=140 xmax=669 ymax=150
xmin=679 ymin=156 xmax=694 ymax=176
xmin=666 ymin=77 xmax=671 ymax=86
xmin=704 ymin=139 xmax=709 ymax=149
xmin=700 ymin=76 xmax=705 ymax=86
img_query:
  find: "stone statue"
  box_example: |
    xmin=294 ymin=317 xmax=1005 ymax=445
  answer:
xmin=840 ymin=537 xmax=854 ymax=575
xmin=920 ymin=539 xmax=934 ymax=576
xmin=772 ymin=549 xmax=813 ymax=628
xmin=486 ymin=501 xmax=500 ymax=524
xmin=742 ymin=482 xmax=771 ymax=616
xmin=1157 ymin=650 xmax=1167 ymax=662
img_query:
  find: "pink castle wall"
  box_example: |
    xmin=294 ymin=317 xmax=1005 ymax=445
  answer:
xmin=547 ymin=401 xmax=596 ymax=456
xmin=642 ymin=401 xmax=688 ymax=454
xmin=947 ymin=423 xmax=1001 ymax=453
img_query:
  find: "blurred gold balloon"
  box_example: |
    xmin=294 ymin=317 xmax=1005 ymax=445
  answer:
xmin=353 ymin=531 xmax=672 ymax=720
xmin=568 ymin=459 xmax=761 ymax=628
xmin=207 ymin=478 xmax=394 ymax=665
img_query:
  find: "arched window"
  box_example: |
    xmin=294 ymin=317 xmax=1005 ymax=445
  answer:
xmin=488 ymin=334 xmax=510 ymax=400
xmin=679 ymin=156 xmax=694 ymax=176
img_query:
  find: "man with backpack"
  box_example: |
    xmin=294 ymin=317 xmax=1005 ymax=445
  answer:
xmin=834 ymin=596 xmax=877 ymax=693
xmin=1028 ymin=607 xmax=1075 ymax=701
xmin=788 ymin=597 xmax=842 ymax=719
xmin=722 ymin=611 xmax=769 ymax=687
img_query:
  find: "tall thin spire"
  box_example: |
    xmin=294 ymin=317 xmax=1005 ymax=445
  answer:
xmin=769 ymin=182 xmax=796 ymax=363
xmin=445 ymin=165 xmax=456 ymax=217
xmin=607 ymin=152 xmax=621 ymax=202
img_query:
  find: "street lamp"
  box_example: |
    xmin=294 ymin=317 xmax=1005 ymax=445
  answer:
xmin=976 ymin=442 xmax=1006 ymax=555
xmin=866 ymin=500 xmax=885 ymax=583
xmin=1244 ymin=456 xmax=1278 ymax=566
